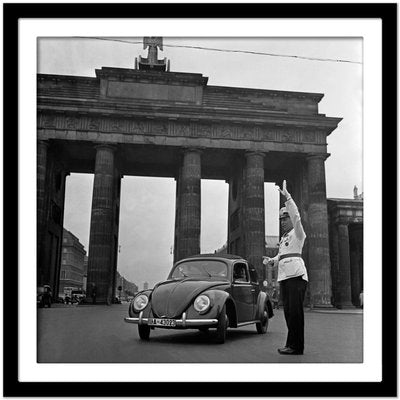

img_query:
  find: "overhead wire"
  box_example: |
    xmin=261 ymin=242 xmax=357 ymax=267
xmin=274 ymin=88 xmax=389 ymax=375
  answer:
xmin=75 ymin=36 xmax=362 ymax=65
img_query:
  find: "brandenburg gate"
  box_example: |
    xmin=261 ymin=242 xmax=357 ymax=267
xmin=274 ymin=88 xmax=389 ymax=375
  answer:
xmin=37 ymin=38 xmax=341 ymax=305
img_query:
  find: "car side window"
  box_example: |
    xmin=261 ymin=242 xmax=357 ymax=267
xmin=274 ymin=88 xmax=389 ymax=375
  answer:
xmin=233 ymin=263 xmax=249 ymax=283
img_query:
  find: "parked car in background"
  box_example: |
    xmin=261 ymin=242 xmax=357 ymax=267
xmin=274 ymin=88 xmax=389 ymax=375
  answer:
xmin=125 ymin=254 xmax=273 ymax=343
xmin=37 ymin=285 xmax=52 ymax=308
xmin=71 ymin=289 xmax=86 ymax=304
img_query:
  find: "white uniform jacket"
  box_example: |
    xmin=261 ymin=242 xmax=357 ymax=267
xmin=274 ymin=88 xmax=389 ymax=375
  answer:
xmin=266 ymin=198 xmax=308 ymax=282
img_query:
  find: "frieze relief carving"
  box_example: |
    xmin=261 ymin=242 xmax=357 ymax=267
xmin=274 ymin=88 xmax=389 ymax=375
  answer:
xmin=130 ymin=120 xmax=147 ymax=134
xmin=174 ymin=122 xmax=191 ymax=137
xmin=237 ymin=126 xmax=254 ymax=140
xmin=88 ymin=117 xmax=100 ymax=131
xmin=315 ymin=130 xmax=327 ymax=144
xmin=302 ymin=132 xmax=315 ymax=142
xmin=110 ymin=118 xmax=126 ymax=132
xmin=150 ymin=121 xmax=168 ymax=135
xmin=65 ymin=116 xmax=78 ymax=129
xmin=258 ymin=128 xmax=276 ymax=141
xmin=280 ymin=131 xmax=297 ymax=142
xmin=218 ymin=125 xmax=235 ymax=139
xmin=43 ymin=114 xmax=57 ymax=128
xmin=39 ymin=113 xmax=321 ymax=145
xmin=196 ymin=124 xmax=212 ymax=138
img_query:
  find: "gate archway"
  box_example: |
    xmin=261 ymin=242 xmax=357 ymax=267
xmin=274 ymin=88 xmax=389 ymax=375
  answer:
xmin=37 ymin=40 xmax=341 ymax=305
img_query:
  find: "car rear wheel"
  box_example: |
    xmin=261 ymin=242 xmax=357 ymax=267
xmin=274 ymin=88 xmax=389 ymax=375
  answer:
xmin=138 ymin=325 xmax=151 ymax=340
xmin=215 ymin=305 xmax=228 ymax=344
xmin=256 ymin=307 xmax=269 ymax=334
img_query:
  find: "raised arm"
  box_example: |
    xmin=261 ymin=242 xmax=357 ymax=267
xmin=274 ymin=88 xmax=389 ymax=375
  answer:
xmin=277 ymin=180 xmax=306 ymax=240
xmin=285 ymin=198 xmax=306 ymax=240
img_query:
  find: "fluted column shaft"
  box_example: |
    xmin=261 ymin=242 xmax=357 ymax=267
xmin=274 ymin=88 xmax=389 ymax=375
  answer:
xmin=37 ymin=140 xmax=49 ymax=247
xmin=37 ymin=140 xmax=49 ymax=285
xmin=338 ymin=223 xmax=354 ymax=307
xmin=307 ymin=154 xmax=332 ymax=307
xmin=87 ymin=145 xmax=116 ymax=304
xmin=175 ymin=149 xmax=201 ymax=261
xmin=243 ymin=152 xmax=265 ymax=281
xmin=349 ymin=225 xmax=362 ymax=306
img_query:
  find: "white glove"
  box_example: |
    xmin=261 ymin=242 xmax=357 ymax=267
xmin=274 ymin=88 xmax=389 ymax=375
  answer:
xmin=262 ymin=256 xmax=273 ymax=266
xmin=277 ymin=179 xmax=291 ymax=200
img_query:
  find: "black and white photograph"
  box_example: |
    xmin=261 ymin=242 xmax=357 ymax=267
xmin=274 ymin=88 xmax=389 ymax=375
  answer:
xmin=36 ymin=35 xmax=363 ymax=363
xmin=4 ymin=3 xmax=396 ymax=397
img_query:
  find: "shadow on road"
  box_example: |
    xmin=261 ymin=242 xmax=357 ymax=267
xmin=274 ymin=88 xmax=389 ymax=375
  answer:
xmin=139 ymin=327 xmax=262 ymax=345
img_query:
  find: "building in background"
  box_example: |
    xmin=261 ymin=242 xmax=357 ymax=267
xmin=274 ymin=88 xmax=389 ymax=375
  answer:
xmin=115 ymin=271 xmax=138 ymax=300
xmin=143 ymin=282 xmax=149 ymax=291
xmin=59 ymin=229 xmax=87 ymax=298
xmin=83 ymin=255 xmax=88 ymax=293
xmin=327 ymin=190 xmax=363 ymax=309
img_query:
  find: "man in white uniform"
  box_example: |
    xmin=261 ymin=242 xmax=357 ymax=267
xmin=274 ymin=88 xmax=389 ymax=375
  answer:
xmin=263 ymin=180 xmax=308 ymax=355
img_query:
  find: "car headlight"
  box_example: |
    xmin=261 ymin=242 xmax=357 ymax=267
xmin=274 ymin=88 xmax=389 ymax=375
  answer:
xmin=133 ymin=294 xmax=149 ymax=312
xmin=194 ymin=295 xmax=211 ymax=313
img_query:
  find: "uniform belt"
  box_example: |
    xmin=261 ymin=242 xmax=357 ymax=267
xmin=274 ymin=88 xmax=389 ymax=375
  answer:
xmin=279 ymin=253 xmax=302 ymax=260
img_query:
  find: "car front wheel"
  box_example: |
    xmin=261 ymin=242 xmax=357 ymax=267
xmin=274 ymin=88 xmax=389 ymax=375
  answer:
xmin=256 ymin=307 xmax=269 ymax=334
xmin=215 ymin=305 xmax=228 ymax=344
xmin=138 ymin=325 xmax=151 ymax=340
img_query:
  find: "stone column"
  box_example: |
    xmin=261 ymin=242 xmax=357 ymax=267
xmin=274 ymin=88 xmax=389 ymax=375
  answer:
xmin=307 ymin=154 xmax=332 ymax=307
xmin=37 ymin=141 xmax=49 ymax=247
xmin=349 ymin=224 xmax=362 ymax=306
xmin=37 ymin=140 xmax=49 ymax=285
xmin=329 ymin=223 xmax=341 ymax=307
xmin=110 ymin=170 xmax=122 ymax=302
xmin=174 ymin=149 xmax=201 ymax=262
xmin=338 ymin=222 xmax=354 ymax=308
xmin=87 ymin=144 xmax=116 ymax=304
xmin=227 ymin=163 xmax=245 ymax=258
xmin=243 ymin=151 xmax=265 ymax=281
xmin=173 ymin=165 xmax=182 ymax=263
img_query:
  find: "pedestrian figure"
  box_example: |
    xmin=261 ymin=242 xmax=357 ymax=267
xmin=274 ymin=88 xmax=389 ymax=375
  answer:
xmin=272 ymin=288 xmax=279 ymax=310
xmin=91 ymin=284 xmax=97 ymax=305
xmin=263 ymin=180 xmax=308 ymax=355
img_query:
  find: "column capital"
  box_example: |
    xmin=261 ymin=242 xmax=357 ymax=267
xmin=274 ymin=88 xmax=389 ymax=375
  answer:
xmin=94 ymin=143 xmax=117 ymax=152
xmin=181 ymin=146 xmax=204 ymax=155
xmin=244 ymin=150 xmax=267 ymax=159
xmin=337 ymin=218 xmax=350 ymax=227
xmin=306 ymin=152 xmax=330 ymax=162
xmin=37 ymin=139 xmax=50 ymax=148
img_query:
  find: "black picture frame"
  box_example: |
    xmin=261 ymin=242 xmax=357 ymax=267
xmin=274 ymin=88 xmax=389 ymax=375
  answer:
xmin=3 ymin=2 xmax=396 ymax=397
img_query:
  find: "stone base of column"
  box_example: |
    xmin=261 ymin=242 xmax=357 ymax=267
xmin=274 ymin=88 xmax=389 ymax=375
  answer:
xmin=336 ymin=303 xmax=356 ymax=309
xmin=310 ymin=304 xmax=335 ymax=309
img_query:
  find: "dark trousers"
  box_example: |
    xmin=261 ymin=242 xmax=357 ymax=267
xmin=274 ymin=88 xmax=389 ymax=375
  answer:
xmin=280 ymin=276 xmax=307 ymax=352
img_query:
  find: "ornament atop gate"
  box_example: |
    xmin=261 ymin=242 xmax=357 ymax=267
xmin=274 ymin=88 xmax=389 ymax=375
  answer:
xmin=135 ymin=36 xmax=170 ymax=71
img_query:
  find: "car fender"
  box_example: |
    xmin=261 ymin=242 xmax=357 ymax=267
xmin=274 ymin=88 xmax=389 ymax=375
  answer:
xmin=255 ymin=291 xmax=269 ymax=320
xmin=202 ymin=289 xmax=231 ymax=314
xmin=185 ymin=289 xmax=232 ymax=320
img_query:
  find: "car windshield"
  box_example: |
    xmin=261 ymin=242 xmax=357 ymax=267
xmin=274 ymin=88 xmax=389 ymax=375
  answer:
xmin=170 ymin=260 xmax=228 ymax=279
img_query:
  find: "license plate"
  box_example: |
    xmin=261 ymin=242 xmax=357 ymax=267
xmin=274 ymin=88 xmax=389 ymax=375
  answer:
xmin=148 ymin=318 xmax=176 ymax=327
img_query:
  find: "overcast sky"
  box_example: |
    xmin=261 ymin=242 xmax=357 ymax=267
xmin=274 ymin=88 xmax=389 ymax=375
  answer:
xmin=38 ymin=37 xmax=362 ymax=288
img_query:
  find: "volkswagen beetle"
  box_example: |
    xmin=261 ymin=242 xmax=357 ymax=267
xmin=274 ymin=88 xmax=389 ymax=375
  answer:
xmin=124 ymin=254 xmax=274 ymax=343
